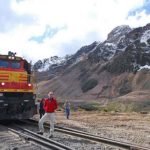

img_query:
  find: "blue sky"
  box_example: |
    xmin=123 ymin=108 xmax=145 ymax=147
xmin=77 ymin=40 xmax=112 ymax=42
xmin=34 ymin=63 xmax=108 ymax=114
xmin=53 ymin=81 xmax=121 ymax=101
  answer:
xmin=129 ymin=0 xmax=150 ymax=16
xmin=0 ymin=0 xmax=150 ymax=62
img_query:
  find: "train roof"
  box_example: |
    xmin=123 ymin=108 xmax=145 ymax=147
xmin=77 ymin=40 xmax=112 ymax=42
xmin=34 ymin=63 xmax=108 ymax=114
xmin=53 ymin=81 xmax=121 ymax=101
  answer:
xmin=0 ymin=54 xmax=27 ymax=61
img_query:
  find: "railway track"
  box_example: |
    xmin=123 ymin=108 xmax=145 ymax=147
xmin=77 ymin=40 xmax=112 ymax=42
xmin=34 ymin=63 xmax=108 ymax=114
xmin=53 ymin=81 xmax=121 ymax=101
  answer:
xmin=8 ymin=126 xmax=73 ymax=150
xmin=21 ymin=119 xmax=150 ymax=150
xmin=0 ymin=124 xmax=48 ymax=150
xmin=0 ymin=123 xmax=73 ymax=150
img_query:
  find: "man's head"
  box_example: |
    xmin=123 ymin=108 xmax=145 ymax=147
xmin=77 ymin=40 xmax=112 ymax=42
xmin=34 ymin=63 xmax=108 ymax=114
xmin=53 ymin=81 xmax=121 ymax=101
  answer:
xmin=48 ymin=91 xmax=54 ymax=98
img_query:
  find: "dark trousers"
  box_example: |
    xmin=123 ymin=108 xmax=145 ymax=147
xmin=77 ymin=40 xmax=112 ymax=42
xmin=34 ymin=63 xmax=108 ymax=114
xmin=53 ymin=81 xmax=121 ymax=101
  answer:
xmin=65 ymin=109 xmax=70 ymax=119
xmin=39 ymin=109 xmax=45 ymax=119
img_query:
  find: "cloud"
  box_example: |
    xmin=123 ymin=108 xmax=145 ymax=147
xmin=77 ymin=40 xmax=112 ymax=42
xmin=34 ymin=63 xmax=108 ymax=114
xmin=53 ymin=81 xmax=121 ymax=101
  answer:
xmin=0 ymin=0 xmax=34 ymax=33
xmin=0 ymin=0 xmax=150 ymax=62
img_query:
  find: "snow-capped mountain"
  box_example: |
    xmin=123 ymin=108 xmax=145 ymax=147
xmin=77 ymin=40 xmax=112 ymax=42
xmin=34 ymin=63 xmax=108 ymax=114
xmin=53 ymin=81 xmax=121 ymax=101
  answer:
xmin=106 ymin=25 xmax=132 ymax=45
xmin=33 ymin=56 xmax=67 ymax=72
xmin=35 ymin=23 xmax=150 ymax=101
xmin=33 ymin=23 xmax=150 ymax=74
xmin=88 ymin=23 xmax=150 ymax=71
xmin=83 ymin=25 xmax=132 ymax=63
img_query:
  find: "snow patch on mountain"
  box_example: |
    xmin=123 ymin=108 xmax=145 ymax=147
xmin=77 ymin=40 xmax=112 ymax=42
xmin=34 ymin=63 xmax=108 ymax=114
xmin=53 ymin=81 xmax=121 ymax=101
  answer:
xmin=104 ymin=42 xmax=116 ymax=47
xmin=33 ymin=56 xmax=66 ymax=72
xmin=38 ymin=63 xmax=50 ymax=72
xmin=139 ymin=65 xmax=150 ymax=70
xmin=140 ymin=30 xmax=150 ymax=45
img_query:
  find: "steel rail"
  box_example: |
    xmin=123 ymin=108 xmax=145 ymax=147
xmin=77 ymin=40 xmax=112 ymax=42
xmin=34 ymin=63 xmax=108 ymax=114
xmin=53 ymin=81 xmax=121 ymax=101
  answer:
xmin=26 ymin=119 xmax=150 ymax=150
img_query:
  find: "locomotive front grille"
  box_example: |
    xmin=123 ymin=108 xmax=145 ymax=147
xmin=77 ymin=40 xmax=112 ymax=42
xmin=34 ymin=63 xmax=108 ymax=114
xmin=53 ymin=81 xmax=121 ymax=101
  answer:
xmin=0 ymin=73 xmax=9 ymax=82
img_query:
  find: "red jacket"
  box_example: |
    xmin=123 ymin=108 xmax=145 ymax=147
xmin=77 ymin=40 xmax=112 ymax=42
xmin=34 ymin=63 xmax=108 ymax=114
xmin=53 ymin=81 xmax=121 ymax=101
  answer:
xmin=44 ymin=98 xmax=58 ymax=113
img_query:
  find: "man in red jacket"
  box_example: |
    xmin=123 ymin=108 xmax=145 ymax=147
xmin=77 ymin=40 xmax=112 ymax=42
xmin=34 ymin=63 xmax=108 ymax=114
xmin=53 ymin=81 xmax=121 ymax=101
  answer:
xmin=37 ymin=91 xmax=58 ymax=138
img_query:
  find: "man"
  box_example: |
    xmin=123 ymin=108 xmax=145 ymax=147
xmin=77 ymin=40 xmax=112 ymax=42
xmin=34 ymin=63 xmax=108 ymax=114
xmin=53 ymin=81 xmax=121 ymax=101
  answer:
xmin=39 ymin=98 xmax=45 ymax=119
xmin=37 ymin=91 xmax=58 ymax=138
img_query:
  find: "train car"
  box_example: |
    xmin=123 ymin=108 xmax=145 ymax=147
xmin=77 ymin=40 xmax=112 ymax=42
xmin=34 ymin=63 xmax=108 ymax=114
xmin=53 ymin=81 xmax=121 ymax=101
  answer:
xmin=0 ymin=52 xmax=36 ymax=120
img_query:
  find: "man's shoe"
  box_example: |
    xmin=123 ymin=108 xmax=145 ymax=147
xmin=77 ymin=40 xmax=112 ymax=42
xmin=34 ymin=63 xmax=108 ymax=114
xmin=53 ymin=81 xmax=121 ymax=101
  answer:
xmin=37 ymin=131 xmax=43 ymax=135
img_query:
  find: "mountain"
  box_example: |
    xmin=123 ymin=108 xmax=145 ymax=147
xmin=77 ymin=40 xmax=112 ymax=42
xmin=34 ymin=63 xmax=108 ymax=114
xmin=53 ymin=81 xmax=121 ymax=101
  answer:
xmin=33 ymin=56 xmax=66 ymax=72
xmin=34 ymin=23 xmax=150 ymax=104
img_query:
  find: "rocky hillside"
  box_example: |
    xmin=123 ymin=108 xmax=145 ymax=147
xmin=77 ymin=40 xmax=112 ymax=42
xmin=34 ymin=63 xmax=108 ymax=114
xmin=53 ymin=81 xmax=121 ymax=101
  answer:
xmin=34 ymin=23 xmax=150 ymax=103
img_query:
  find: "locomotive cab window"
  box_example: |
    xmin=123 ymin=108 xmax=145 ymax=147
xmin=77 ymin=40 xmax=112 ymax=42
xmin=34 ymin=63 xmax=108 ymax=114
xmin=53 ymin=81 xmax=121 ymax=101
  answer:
xmin=11 ymin=62 xmax=21 ymax=69
xmin=0 ymin=60 xmax=9 ymax=68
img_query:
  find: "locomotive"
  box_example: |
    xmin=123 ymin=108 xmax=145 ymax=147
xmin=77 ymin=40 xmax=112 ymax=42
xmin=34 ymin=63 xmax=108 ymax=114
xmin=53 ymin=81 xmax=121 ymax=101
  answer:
xmin=0 ymin=52 xmax=36 ymax=120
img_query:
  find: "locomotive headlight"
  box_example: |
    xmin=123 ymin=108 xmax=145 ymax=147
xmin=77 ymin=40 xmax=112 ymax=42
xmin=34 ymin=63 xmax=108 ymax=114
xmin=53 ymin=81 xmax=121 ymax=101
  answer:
xmin=1 ymin=82 xmax=5 ymax=86
xmin=8 ymin=56 xmax=15 ymax=59
xmin=28 ymin=83 xmax=32 ymax=87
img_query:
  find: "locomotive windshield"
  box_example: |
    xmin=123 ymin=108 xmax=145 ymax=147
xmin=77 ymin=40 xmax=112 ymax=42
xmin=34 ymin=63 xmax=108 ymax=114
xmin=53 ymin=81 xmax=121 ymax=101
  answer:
xmin=0 ymin=60 xmax=21 ymax=69
xmin=11 ymin=62 xmax=21 ymax=69
xmin=0 ymin=60 xmax=9 ymax=68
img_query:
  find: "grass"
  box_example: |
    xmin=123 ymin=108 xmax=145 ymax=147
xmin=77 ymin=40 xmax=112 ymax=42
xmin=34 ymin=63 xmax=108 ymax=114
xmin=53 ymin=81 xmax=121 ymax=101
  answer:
xmin=58 ymin=100 xmax=102 ymax=112
xmin=104 ymin=99 xmax=150 ymax=112
xmin=79 ymin=103 xmax=100 ymax=111
xmin=38 ymin=96 xmax=150 ymax=113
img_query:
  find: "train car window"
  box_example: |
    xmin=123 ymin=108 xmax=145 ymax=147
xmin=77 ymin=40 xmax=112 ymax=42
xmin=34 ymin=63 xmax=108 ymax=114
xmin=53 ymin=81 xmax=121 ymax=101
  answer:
xmin=0 ymin=60 xmax=9 ymax=68
xmin=11 ymin=62 xmax=21 ymax=69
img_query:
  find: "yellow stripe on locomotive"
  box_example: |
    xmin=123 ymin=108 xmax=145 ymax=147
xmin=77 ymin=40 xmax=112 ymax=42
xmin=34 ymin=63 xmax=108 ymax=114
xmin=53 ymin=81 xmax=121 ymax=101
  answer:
xmin=0 ymin=71 xmax=34 ymax=93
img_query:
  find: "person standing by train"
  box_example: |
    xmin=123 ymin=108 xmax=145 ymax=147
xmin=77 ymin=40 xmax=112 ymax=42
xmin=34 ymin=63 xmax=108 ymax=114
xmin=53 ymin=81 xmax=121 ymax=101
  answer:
xmin=39 ymin=98 xmax=45 ymax=119
xmin=37 ymin=91 xmax=58 ymax=138
xmin=64 ymin=100 xmax=71 ymax=119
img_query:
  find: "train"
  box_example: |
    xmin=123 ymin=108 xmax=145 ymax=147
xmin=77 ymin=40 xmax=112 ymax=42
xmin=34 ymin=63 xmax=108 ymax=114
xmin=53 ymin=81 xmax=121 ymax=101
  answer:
xmin=0 ymin=52 xmax=36 ymax=120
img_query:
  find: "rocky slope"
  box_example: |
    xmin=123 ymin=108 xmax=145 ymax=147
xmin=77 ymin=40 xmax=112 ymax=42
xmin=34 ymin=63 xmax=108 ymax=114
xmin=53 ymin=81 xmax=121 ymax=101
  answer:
xmin=34 ymin=23 xmax=150 ymax=104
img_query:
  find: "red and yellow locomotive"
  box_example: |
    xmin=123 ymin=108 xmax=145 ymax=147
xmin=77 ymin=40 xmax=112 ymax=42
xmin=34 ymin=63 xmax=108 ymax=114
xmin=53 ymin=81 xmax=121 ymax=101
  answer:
xmin=0 ymin=52 xmax=36 ymax=119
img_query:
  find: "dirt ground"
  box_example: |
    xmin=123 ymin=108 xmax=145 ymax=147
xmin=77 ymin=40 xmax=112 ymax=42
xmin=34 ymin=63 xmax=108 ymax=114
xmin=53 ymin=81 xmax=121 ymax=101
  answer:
xmin=53 ymin=111 xmax=150 ymax=147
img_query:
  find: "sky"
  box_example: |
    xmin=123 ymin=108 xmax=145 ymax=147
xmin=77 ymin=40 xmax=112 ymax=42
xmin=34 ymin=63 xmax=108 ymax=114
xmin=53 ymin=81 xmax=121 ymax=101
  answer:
xmin=0 ymin=0 xmax=150 ymax=62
